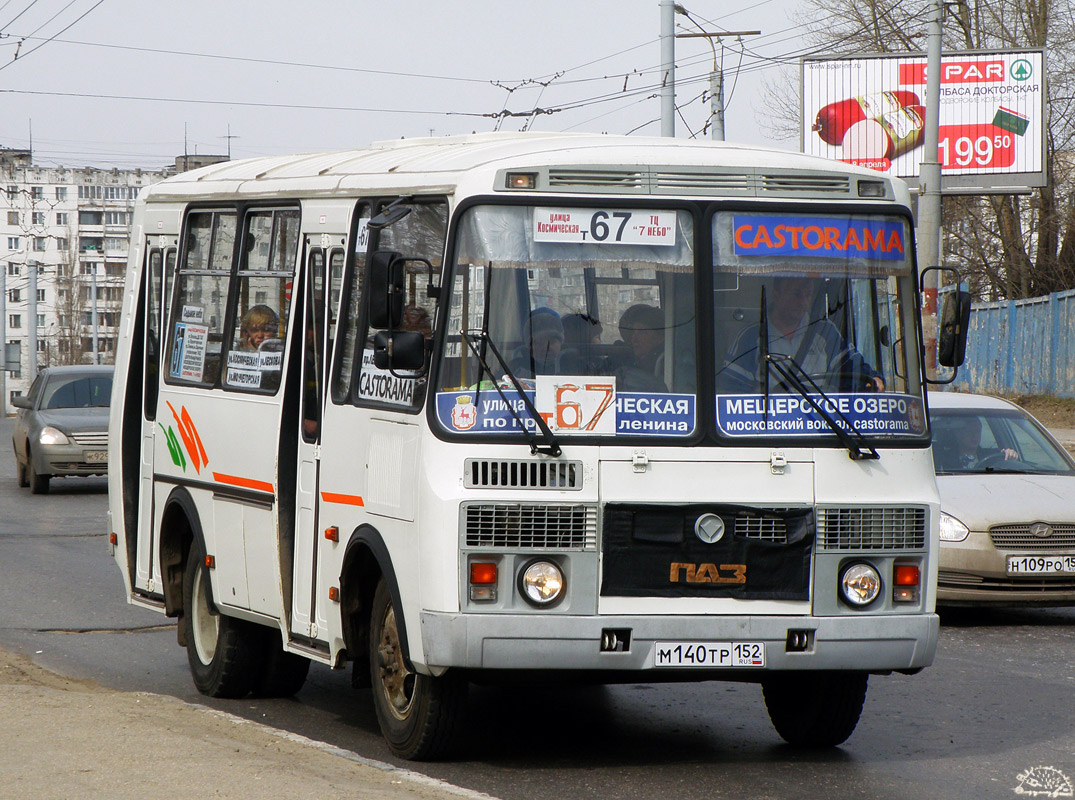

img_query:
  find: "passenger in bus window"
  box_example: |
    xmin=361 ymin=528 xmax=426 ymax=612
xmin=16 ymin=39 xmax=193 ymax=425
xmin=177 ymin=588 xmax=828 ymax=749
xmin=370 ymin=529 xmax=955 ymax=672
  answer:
xmin=511 ymin=309 xmax=563 ymax=377
xmin=611 ymin=304 xmax=668 ymax=391
xmin=240 ymin=305 xmax=279 ymax=351
xmin=401 ymin=304 xmax=432 ymax=336
xmin=616 ymin=304 xmax=664 ymax=373
xmin=718 ymin=277 xmax=884 ymax=394
xmin=561 ymin=313 xmax=605 ymax=374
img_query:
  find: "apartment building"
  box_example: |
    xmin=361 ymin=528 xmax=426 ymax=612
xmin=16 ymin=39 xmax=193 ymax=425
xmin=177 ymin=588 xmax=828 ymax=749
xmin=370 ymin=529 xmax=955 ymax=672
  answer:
xmin=1 ymin=149 xmax=226 ymax=413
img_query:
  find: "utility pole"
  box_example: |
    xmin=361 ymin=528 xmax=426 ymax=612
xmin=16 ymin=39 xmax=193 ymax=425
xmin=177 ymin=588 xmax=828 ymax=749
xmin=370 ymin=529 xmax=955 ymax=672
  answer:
xmin=917 ymin=0 xmax=944 ymax=375
xmin=660 ymin=0 xmax=676 ymax=137
xmin=0 ymin=265 xmax=6 ymax=416
xmin=675 ymin=29 xmax=761 ymax=141
xmin=92 ymin=265 xmax=99 ymax=364
xmin=27 ymin=259 xmax=38 ymax=379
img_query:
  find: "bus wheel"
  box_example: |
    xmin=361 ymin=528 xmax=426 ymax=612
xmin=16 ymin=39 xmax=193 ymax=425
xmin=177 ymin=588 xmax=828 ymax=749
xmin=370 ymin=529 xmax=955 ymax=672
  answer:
xmin=252 ymin=634 xmax=311 ymax=698
xmin=369 ymin=578 xmax=467 ymax=760
xmin=181 ymin=539 xmax=260 ymax=698
xmin=762 ymin=671 xmax=868 ymax=747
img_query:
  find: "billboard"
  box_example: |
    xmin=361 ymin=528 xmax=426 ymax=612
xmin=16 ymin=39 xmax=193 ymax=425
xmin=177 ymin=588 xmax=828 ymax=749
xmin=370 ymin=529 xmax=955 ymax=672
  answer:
xmin=801 ymin=50 xmax=1045 ymax=190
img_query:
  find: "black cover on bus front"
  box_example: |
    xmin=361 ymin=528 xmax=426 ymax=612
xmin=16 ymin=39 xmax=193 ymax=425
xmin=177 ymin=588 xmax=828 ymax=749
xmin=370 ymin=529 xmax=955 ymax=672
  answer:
xmin=600 ymin=504 xmax=813 ymax=600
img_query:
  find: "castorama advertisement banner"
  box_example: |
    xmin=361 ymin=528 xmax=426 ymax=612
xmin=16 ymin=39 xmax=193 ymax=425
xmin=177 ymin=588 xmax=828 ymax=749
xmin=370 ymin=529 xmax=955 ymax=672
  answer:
xmin=801 ymin=50 xmax=1045 ymax=190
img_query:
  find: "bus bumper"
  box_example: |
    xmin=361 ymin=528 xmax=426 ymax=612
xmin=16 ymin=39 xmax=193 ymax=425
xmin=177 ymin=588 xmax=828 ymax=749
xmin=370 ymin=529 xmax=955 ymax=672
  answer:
xmin=419 ymin=611 xmax=939 ymax=673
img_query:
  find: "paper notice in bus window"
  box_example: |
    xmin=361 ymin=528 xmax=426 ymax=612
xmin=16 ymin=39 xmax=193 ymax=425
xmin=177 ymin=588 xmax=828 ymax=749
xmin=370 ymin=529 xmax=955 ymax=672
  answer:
xmin=533 ymin=208 xmax=676 ymax=246
xmin=358 ymin=348 xmax=416 ymax=406
xmin=170 ymin=323 xmax=208 ymax=382
xmin=181 ymin=305 xmax=204 ymax=324
xmin=226 ymin=368 xmax=262 ymax=389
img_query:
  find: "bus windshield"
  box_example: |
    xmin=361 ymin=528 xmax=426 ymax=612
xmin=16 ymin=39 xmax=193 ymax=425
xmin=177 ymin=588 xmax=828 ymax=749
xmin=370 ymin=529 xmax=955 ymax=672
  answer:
xmin=712 ymin=211 xmax=926 ymax=442
xmin=435 ymin=204 xmax=697 ymax=439
xmin=433 ymin=204 xmax=926 ymax=443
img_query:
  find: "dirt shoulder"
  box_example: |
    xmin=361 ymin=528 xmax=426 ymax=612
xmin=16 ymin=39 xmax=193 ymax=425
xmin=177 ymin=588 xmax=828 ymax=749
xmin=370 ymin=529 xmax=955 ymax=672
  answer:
xmin=1005 ymin=394 xmax=1075 ymax=431
xmin=0 ymin=646 xmax=489 ymax=800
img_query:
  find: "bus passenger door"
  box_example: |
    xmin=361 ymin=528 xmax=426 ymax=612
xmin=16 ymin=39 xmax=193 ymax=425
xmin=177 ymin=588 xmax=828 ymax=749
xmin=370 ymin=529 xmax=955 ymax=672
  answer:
xmin=135 ymin=244 xmax=175 ymax=594
xmin=291 ymin=246 xmax=334 ymax=639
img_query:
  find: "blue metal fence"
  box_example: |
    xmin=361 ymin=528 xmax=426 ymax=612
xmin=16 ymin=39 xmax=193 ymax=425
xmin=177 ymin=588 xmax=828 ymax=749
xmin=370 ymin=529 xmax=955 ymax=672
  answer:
xmin=952 ymin=288 xmax=1075 ymax=398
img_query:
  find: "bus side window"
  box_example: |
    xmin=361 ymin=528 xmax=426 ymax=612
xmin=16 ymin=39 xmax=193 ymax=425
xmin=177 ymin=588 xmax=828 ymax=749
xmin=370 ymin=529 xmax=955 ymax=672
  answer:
xmin=332 ymin=205 xmax=371 ymax=403
xmin=143 ymin=247 xmax=163 ymax=420
xmin=166 ymin=210 xmax=235 ymax=388
xmin=354 ymin=198 xmax=446 ymax=409
xmin=223 ymin=208 xmax=300 ymax=395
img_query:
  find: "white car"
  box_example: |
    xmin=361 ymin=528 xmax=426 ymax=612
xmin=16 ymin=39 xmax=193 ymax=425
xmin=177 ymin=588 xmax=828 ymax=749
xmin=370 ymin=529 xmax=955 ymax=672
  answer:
xmin=930 ymin=391 xmax=1075 ymax=606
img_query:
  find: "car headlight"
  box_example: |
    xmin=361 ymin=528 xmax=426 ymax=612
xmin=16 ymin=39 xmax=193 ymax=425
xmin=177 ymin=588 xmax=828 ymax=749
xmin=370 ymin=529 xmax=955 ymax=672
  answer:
xmin=519 ymin=560 xmax=564 ymax=607
xmin=39 ymin=426 xmax=70 ymax=446
xmin=840 ymin=562 xmax=882 ymax=607
xmin=939 ymin=512 xmax=970 ymax=542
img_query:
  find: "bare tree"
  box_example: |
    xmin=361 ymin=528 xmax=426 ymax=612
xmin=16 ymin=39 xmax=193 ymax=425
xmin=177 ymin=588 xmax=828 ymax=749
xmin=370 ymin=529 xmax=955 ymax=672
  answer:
xmin=761 ymin=0 xmax=1075 ymax=299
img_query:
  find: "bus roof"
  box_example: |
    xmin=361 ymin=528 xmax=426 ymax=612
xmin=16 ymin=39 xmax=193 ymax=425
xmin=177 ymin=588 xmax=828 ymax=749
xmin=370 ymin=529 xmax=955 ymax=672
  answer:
xmin=143 ymin=131 xmax=910 ymax=204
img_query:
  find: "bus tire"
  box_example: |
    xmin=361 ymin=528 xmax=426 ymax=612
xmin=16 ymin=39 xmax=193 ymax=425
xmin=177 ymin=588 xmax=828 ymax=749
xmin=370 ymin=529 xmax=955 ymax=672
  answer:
xmin=181 ymin=538 xmax=261 ymax=698
xmin=762 ymin=671 xmax=868 ymax=747
xmin=369 ymin=578 xmax=467 ymax=760
xmin=252 ymin=634 xmax=311 ymax=698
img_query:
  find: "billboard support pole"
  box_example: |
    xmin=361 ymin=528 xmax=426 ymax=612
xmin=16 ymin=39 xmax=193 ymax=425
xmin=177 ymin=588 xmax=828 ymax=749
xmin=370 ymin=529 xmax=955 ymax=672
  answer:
xmin=918 ymin=0 xmax=944 ymax=376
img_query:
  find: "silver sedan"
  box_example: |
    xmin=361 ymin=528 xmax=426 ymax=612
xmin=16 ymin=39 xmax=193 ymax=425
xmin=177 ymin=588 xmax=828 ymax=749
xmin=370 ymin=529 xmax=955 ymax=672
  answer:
xmin=11 ymin=365 xmax=113 ymax=494
xmin=930 ymin=391 xmax=1075 ymax=606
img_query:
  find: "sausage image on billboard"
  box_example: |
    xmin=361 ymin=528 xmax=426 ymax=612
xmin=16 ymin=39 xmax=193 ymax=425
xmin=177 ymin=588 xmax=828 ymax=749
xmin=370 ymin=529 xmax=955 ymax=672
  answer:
xmin=842 ymin=105 xmax=926 ymax=164
xmin=812 ymin=90 xmax=920 ymax=145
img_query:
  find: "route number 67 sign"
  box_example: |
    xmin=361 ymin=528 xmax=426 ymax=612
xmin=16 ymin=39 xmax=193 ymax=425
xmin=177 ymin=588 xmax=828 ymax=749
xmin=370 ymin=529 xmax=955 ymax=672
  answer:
xmin=535 ymin=377 xmax=617 ymax=434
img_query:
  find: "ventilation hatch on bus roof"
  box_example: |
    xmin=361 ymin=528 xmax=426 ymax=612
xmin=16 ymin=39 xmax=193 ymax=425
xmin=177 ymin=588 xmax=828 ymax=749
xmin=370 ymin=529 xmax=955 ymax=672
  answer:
xmin=497 ymin=165 xmax=853 ymax=198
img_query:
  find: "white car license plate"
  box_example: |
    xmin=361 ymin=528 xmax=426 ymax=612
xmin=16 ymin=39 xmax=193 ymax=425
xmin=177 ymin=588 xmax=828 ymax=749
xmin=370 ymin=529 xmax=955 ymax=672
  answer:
xmin=85 ymin=450 xmax=107 ymax=464
xmin=654 ymin=641 xmax=765 ymax=668
xmin=1006 ymin=555 xmax=1075 ymax=575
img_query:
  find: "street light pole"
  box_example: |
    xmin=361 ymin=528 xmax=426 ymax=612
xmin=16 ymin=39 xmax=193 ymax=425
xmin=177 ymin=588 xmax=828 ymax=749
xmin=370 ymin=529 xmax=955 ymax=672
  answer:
xmin=660 ymin=0 xmax=676 ymax=137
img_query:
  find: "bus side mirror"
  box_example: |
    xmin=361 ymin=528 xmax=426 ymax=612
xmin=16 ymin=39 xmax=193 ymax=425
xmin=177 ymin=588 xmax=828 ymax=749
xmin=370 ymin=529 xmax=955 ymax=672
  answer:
xmin=373 ymin=330 xmax=426 ymax=372
xmin=937 ymin=290 xmax=971 ymax=368
xmin=368 ymin=249 xmax=404 ymax=329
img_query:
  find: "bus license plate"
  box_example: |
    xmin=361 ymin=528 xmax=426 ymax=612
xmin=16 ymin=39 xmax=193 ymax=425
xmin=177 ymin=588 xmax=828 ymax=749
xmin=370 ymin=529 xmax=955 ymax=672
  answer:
xmin=85 ymin=450 xmax=107 ymax=464
xmin=654 ymin=641 xmax=765 ymax=668
xmin=1007 ymin=555 xmax=1075 ymax=575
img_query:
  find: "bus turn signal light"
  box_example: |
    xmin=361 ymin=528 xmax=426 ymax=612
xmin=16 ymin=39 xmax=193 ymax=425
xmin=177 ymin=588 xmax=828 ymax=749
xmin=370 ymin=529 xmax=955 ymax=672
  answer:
xmin=894 ymin=565 xmax=920 ymax=585
xmin=893 ymin=564 xmax=920 ymax=603
xmin=469 ymin=562 xmax=498 ymax=602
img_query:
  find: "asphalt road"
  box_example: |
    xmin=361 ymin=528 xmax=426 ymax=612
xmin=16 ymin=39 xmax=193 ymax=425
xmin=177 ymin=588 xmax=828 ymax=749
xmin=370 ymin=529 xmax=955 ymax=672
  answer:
xmin=2 ymin=416 xmax=1074 ymax=800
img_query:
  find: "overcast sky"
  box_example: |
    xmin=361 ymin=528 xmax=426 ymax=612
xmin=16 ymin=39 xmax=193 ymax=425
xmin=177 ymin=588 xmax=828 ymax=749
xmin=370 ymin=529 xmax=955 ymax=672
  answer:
xmin=0 ymin=0 xmax=812 ymax=170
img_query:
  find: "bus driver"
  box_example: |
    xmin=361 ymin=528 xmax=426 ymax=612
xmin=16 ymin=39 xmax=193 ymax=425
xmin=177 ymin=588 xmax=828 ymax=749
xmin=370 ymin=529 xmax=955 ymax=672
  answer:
xmin=718 ymin=277 xmax=885 ymax=394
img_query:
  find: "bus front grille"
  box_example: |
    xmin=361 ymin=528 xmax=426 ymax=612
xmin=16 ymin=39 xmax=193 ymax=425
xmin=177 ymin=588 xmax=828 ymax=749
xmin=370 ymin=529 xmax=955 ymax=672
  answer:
xmin=463 ymin=503 xmax=597 ymax=550
xmin=816 ymin=506 xmax=927 ymax=550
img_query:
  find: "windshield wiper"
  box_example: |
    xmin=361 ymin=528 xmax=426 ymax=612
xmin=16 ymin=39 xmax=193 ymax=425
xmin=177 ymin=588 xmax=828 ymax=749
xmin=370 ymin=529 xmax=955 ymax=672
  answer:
xmin=459 ymin=330 xmax=562 ymax=457
xmin=763 ymin=352 xmax=880 ymax=461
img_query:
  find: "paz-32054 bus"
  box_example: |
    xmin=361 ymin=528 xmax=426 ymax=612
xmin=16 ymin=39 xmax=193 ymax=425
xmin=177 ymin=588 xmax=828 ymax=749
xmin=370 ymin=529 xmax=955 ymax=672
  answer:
xmin=108 ymin=132 xmax=965 ymax=759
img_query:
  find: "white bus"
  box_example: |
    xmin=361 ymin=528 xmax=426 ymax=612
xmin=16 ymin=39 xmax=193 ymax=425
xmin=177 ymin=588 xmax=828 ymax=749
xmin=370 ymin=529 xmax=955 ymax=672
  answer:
xmin=108 ymin=132 xmax=966 ymax=759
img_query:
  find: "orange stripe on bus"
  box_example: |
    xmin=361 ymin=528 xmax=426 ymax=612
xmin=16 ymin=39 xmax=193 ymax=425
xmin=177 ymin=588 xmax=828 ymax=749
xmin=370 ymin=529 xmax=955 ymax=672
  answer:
xmin=321 ymin=492 xmax=365 ymax=507
xmin=212 ymin=472 xmax=275 ymax=494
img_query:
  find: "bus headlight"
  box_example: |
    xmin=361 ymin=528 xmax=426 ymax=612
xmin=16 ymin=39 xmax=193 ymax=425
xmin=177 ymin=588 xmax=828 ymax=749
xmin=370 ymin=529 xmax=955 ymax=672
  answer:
xmin=939 ymin=512 xmax=970 ymax=542
xmin=519 ymin=560 xmax=564 ymax=607
xmin=39 ymin=426 xmax=70 ymax=445
xmin=840 ymin=562 xmax=882 ymax=607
